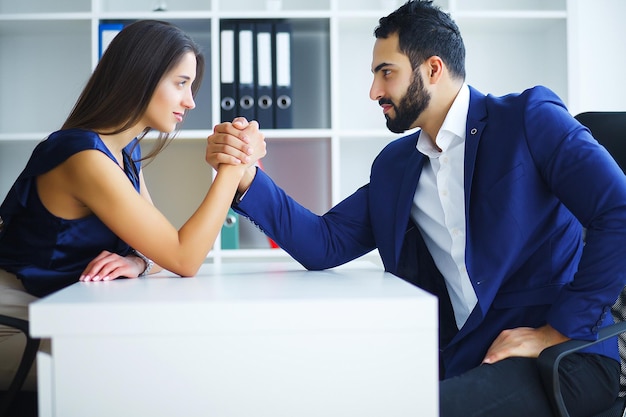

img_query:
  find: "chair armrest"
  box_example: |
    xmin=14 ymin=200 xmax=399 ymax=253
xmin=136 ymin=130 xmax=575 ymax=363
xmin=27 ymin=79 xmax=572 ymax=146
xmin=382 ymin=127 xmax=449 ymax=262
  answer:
xmin=537 ymin=321 xmax=626 ymax=417
xmin=0 ymin=314 xmax=29 ymax=334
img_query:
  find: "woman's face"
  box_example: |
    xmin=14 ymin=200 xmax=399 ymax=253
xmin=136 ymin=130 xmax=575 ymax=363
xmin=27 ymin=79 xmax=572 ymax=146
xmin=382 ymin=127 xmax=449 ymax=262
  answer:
xmin=142 ymin=51 xmax=197 ymax=133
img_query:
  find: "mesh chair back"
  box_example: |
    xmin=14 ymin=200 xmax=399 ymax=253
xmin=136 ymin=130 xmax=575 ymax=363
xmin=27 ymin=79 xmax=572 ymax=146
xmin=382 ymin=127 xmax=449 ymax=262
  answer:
xmin=577 ymin=112 xmax=626 ymax=398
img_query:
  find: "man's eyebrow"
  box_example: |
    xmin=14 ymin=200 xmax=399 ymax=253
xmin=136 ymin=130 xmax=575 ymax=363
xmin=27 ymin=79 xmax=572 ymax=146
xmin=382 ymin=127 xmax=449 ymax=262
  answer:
xmin=372 ymin=62 xmax=392 ymax=74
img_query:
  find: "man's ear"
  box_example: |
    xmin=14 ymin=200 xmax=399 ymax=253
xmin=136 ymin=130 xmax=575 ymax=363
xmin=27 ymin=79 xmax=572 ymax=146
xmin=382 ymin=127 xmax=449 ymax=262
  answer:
xmin=425 ymin=56 xmax=444 ymax=83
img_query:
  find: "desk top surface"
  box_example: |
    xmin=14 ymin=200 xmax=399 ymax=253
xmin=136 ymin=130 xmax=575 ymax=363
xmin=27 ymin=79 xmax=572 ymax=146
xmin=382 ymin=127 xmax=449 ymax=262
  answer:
xmin=30 ymin=261 xmax=437 ymax=337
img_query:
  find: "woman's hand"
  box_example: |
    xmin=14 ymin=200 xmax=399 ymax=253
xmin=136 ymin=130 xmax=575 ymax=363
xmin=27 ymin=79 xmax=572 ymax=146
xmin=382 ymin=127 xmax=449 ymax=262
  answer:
xmin=206 ymin=117 xmax=265 ymax=170
xmin=79 ymin=250 xmax=146 ymax=281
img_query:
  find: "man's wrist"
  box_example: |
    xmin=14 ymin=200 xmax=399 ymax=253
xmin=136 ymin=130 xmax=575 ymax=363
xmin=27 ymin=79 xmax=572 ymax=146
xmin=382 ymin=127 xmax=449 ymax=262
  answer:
xmin=234 ymin=166 xmax=257 ymax=205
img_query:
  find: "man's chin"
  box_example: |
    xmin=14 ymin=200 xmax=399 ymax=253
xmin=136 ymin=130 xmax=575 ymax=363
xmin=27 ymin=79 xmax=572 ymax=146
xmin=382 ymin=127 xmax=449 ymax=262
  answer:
xmin=386 ymin=119 xmax=407 ymax=134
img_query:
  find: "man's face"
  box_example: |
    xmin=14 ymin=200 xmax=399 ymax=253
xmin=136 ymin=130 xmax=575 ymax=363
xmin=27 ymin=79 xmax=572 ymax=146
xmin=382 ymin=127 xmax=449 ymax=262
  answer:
xmin=370 ymin=33 xmax=431 ymax=133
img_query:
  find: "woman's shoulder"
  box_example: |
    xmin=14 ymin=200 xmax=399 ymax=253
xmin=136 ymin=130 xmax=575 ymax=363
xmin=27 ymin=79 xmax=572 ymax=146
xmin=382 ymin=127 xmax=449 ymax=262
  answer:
xmin=42 ymin=128 xmax=104 ymax=152
xmin=22 ymin=129 xmax=110 ymax=178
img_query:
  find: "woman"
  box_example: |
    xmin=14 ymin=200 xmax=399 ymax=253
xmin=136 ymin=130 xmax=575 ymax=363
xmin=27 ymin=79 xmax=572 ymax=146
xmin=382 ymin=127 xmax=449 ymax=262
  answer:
xmin=0 ymin=20 xmax=265 ymax=392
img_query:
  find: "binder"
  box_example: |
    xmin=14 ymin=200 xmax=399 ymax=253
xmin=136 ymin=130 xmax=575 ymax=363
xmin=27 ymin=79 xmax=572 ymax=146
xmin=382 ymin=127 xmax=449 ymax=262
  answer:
xmin=237 ymin=22 xmax=256 ymax=122
xmin=98 ymin=22 xmax=124 ymax=58
xmin=273 ymin=21 xmax=293 ymax=128
xmin=255 ymin=22 xmax=275 ymax=129
xmin=220 ymin=21 xmax=237 ymax=123
xmin=221 ymin=208 xmax=240 ymax=249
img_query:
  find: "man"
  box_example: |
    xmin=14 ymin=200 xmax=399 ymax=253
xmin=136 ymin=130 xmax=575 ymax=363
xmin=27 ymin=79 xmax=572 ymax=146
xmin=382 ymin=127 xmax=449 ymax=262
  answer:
xmin=206 ymin=1 xmax=626 ymax=415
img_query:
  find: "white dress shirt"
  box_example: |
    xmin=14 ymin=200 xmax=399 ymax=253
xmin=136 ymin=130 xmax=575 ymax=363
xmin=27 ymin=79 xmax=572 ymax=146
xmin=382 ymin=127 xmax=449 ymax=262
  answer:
xmin=410 ymin=84 xmax=477 ymax=329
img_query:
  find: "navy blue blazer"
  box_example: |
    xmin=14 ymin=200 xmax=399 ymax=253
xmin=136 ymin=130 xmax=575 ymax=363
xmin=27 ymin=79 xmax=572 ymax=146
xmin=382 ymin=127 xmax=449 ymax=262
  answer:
xmin=235 ymin=86 xmax=626 ymax=378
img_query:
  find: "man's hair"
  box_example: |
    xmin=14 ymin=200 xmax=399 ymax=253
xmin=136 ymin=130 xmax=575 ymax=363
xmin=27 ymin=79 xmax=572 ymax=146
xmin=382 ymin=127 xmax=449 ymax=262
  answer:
xmin=375 ymin=0 xmax=465 ymax=80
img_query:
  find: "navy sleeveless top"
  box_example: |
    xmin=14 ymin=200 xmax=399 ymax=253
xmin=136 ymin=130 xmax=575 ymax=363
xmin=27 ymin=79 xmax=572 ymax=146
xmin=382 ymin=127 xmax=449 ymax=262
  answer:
xmin=0 ymin=129 xmax=142 ymax=296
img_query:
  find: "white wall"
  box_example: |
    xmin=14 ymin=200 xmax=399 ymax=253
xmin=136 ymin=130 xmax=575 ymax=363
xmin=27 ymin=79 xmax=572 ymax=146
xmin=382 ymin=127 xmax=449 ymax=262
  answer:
xmin=568 ymin=0 xmax=626 ymax=115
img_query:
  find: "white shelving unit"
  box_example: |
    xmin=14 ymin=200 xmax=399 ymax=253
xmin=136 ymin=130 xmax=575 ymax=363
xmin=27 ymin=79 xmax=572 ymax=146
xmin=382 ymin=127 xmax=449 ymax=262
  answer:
xmin=1 ymin=0 xmax=624 ymax=263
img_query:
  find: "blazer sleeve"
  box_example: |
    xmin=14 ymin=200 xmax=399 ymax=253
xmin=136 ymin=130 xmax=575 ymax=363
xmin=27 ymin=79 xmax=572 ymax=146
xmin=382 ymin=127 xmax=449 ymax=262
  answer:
xmin=234 ymin=168 xmax=377 ymax=270
xmin=524 ymin=87 xmax=626 ymax=339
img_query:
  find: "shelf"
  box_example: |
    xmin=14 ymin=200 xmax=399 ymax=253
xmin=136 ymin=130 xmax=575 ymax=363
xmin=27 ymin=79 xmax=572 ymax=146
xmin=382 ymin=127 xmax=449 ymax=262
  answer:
xmin=0 ymin=0 xmax=90 ymax=14
xmin=460 ymin=17 xmax=567 ymax=102
xmin=217 ymin=0 xmax=331 ymax=13
xmin=262 ymin=137 xmax=333 ymax=214
xmin=0 ymin=0 xmax=584 ymax=261
xmin=142 ymin=139 xmax=213 ymax=229
xmin=336 ymin=0 xmax=443 ymax=12
xmin=0 ymin=142 xmax=38 ymax=203
xmin=453 ymin=0 xmax=565 ymax=12
xmin=0 ymin=19 xmax=91 ymax=135
xmin=335 ymin=16 xmax=382 ymax=131
xmin=99 ymin=0 xmax=210 ymax=13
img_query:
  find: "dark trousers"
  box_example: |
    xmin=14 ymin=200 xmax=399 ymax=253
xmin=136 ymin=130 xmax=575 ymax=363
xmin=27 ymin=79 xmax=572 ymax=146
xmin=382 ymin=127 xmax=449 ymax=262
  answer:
xmin=440 ymin=353 xmax=620 ymax=417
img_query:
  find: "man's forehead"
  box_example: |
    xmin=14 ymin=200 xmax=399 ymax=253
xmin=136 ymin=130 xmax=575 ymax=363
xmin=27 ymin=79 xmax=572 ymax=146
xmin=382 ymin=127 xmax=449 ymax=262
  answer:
xmin=371 ymin=35 xmax=408 ymax=70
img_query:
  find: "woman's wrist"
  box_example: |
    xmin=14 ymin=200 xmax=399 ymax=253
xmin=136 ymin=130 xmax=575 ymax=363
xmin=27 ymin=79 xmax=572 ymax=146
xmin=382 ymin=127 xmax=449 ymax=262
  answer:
xmin=132 ymin=250 xmax=154 ymax=277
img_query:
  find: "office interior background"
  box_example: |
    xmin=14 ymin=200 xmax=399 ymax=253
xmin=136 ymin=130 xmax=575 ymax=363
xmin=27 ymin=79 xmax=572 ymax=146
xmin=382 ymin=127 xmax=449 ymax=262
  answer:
xmin=0 ymin=0 xmax=624 ymax=263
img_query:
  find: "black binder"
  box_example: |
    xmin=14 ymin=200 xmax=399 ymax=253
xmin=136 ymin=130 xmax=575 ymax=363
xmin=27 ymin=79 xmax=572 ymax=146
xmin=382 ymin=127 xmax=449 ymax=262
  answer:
xmin=220 ymin=21 xmax=237 ymax=123
xmin=273 ymin=21 xmax=293 ymax=128
xmin=255 ymin=22 xmax=275 ymax=129
xmin=237 ymin=22 xmax=256 ymax=122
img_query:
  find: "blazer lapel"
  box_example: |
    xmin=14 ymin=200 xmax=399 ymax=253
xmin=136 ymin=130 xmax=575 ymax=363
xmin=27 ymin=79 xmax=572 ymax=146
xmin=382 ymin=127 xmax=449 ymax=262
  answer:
xmin=463 ymin=87 xmax=487 ymax=286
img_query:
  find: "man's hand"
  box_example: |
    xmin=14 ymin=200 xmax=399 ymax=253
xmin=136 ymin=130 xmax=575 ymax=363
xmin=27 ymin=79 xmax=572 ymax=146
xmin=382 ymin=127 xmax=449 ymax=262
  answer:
xmin=482 ymin=324 xmax=570 ymax=364
xmin=206 ymin=117 xmax=264 ymax=170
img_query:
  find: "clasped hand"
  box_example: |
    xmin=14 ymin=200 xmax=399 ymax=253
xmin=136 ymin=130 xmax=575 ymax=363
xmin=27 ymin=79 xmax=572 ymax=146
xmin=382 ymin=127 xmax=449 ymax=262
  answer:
xmin=206 ymin=117 xmax=266 ymax=170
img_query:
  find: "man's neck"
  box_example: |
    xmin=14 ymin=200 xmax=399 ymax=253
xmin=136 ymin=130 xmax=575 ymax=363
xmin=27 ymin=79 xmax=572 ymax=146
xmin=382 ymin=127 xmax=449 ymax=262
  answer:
xmin=420 ymin=80 xmax=464 ymax=141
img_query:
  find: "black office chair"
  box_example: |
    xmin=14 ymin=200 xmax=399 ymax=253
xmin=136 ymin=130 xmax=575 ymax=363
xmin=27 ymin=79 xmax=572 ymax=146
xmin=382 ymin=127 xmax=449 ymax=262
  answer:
xmin=538 ymin=111 xmax=626 ymax=417
xmin=575 ymin=112 xmax=626 ymax=174
xmin=0 ymin=314 xmax=40 ymax=417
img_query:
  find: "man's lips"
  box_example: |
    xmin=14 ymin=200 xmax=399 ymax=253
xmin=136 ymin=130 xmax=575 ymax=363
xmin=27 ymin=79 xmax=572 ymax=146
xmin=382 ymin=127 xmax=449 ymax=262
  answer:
xmin=379 ymin=99 xmax=394 ymax=115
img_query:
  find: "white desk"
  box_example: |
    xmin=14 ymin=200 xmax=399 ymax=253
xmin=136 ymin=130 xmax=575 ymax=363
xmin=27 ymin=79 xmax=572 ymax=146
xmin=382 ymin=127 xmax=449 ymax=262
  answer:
xmin=30 ymin=261 xmax=438 ymax=417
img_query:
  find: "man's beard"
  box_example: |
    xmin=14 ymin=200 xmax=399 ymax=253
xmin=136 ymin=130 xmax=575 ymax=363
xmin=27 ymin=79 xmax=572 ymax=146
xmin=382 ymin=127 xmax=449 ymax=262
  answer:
xmin=382 ymin=71 xmax=431 ymax=134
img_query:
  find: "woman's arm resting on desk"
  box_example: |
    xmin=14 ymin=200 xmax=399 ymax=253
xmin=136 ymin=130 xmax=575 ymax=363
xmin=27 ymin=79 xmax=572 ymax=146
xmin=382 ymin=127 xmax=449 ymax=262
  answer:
xmin=80 ymin=170 xmax=165 ymax=282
